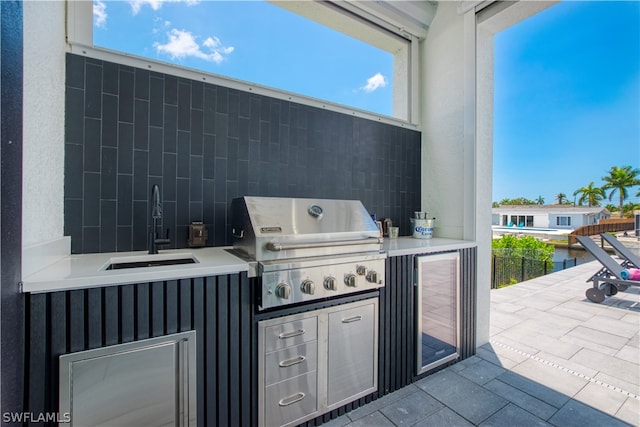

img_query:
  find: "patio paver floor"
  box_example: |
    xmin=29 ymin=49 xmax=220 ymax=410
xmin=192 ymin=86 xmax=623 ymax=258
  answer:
xmin=329 ymin=260 xmax=640 ymax=426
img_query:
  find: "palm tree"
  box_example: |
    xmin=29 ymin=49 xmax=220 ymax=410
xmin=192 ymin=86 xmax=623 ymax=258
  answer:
xmin=602 ymin=165 xmax=640 ymax=218
xmin=555 ymin=193 xmax=567 ymax=204
xmin=536 ymin=196 xmax=544 ymax=205
xmin=573 ymin=182 xmax=605 ymax=207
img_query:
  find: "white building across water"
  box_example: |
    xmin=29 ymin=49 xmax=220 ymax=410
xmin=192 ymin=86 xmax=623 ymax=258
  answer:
xmin=492 ymin=205 xmax=611 ymax=230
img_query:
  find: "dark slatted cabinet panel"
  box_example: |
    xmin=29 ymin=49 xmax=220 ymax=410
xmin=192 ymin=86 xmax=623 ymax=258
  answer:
xmin=380 ymin=254 xmax=415 ymax=395
xmin=24 ymin=272 xmax=255 ymax=427
xmin=459 ymin=247 xmax=477 ymax=359
xmin=25 ymin=249 xmax=476 ymax=427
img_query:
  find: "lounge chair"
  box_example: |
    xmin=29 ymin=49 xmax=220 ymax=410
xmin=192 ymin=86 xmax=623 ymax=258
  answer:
xmin=576 ymin=236 xmax=639 ymax=303
xmin=600 ymin=233 xmax=640 ymax=269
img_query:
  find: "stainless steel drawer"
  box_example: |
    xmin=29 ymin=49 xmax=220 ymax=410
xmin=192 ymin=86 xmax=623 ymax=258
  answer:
xmin=265 ymin=316 xmax=318 ymax=352
xmin=265 ymin=371 xmax=318 ymax=427
xmin=265 ymin=341 xmax=318 ymax=386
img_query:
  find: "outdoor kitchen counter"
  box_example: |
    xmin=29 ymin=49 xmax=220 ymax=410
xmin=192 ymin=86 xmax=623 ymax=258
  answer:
xmin=21 ymin=238 xmax=476 ymax=293
xmin=383 ymin=237 xmax=476 ymax=257
xmin=21 ymin=246 xmax=249 ymax=293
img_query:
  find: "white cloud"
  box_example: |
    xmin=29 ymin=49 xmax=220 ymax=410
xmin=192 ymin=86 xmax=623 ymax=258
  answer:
xmin=154 ymin=29 xmax=234 ymax=64
xmin=362 ymin=72 xmax=388 ymax=93
xmin=129 ymin=0 xmax=199 ymax=15
xmin=152 ymin=17 xmax=171 ymax=34
xmin=94 ymin=0 xmax=108 ymax=28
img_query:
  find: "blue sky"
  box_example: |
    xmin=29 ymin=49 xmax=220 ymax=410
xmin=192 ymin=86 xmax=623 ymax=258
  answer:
xmin=93 ymin=0 xmax=393 ymax=115
xmin=493 ymin=1 xmax=640 ymax=205
xmin=94 ymin=1 xmax=639 ymax=206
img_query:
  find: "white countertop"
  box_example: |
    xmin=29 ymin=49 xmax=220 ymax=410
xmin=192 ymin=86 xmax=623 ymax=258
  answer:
xmin=383 ymin=237 xmax=476 ymax=257
xmin=22 ymin=247 xmax=249 ymax=294
xmin=22 ymin=238 xmax=476 ymax=293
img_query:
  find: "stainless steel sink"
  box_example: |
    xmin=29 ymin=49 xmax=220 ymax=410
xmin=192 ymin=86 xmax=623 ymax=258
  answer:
xmin=101 ymin=253 xmax=199 ymax=271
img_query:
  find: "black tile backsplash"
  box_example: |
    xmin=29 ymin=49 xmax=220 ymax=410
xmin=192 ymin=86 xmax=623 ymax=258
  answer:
xmin=64 ymin=53 xmax=421 ymax=254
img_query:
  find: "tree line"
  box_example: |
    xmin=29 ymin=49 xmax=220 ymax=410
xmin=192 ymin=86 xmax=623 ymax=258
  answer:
xmin=493 ymin=165 xmax=640 ymax=218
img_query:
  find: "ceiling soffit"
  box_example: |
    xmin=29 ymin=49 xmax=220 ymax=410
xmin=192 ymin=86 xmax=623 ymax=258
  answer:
xmin=270 ymin=1 xmax=437 ymax=47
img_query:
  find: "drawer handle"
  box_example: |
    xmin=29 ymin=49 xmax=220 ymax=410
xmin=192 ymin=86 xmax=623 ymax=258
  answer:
xmin=279 ymin=392 xmax=305 ymax=407
xmin=278 ymin=329 xmax=305 ymax=339
xmin=342 ymin=315 xmax=363 ymax=323
xmin=279 ymin=355 xmax=306 ymax=368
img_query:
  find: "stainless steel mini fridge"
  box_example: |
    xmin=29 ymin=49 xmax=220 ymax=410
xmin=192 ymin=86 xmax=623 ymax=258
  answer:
xmin=416 ymin=252 xmax=460 ymax=375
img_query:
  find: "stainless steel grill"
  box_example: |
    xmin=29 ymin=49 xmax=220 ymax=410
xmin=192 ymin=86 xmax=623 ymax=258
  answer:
xmin=230 ymin=196 xmax=386 ymax=310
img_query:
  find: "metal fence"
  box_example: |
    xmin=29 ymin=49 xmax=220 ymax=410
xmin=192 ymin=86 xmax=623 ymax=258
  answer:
xmin=491 ymin=254 xmax=577 ymax=289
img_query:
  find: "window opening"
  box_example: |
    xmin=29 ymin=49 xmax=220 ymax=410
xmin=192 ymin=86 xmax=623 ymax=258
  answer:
xmin=90 ymin=0 xmax=410 ymax=120
xmin=525 ymin=216 xmax=534 ymax=227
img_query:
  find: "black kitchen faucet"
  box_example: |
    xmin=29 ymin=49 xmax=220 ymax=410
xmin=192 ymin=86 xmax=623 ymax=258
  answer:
xmin=149 ymin=184 xmax=171 ymax=254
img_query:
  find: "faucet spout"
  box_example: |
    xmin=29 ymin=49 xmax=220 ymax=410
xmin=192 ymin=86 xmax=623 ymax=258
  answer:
xmin=151 ymin=184 xmax=162 ymax=219
xmin=149 ymin=184 xmax=170 ymax=254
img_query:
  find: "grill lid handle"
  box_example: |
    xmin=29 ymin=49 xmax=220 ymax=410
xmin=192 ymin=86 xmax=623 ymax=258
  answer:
xmin=265 ymin=237 xmax=382 ymax=252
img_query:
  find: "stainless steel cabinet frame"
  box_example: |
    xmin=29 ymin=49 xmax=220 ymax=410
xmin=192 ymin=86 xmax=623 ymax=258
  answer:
xmin=416 ymin=252 xmax=460 ymax=375
xmin=258 ymin=298 xmax=379 ymax=427
xmin=59 ymin=331 xmax=196 ymax=427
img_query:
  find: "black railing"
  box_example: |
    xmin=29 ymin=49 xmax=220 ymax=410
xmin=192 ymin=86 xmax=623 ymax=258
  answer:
xmin=491 ymin=254 xmax=577 ymax=289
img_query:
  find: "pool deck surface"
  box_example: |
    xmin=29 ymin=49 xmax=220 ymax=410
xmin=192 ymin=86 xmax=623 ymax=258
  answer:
xmin=325 ymin=260 xmax=640 ymax=427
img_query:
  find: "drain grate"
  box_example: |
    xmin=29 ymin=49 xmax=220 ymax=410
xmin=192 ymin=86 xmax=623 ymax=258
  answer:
xmin=490 ymin=339 xmax=640 ymax=401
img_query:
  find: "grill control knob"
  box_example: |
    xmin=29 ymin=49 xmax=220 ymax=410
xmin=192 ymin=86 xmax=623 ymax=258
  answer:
xmin=366 ymin=270 xmax=379 ymax=284
xmin=275 ymin=283 xmax=291 ymax=299
xmin=324 ymin=276 xmax=338 ymax=291
xmin=356 ymin=265 xmax=368 ymax=276
xmin=344 ymin=273 xmax=357 ymax=287
xmin=301 ymin=280 xmax=315 ymax=295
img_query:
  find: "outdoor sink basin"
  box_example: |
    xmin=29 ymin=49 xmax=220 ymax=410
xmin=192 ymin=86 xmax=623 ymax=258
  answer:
xmin=101 ymin=253 xmax=199 ymax=271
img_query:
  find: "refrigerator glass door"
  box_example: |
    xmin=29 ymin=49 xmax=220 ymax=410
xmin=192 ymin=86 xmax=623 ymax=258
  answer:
xmin=416 ymin=252 xmax=460 ymax=374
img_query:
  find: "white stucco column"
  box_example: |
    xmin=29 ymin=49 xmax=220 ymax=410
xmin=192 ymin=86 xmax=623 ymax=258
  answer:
xmin=421 ymin=1 xmax=491 ymax=346
xmin=474 ymin=0 xmax=558 ymax=346
xmin=22 ymin=2 xmax=67 ymax=246
xmin=420 ymin=2 xmax=466 ymax=238
xmin=21 ymin=2 xmax=68 ymax=275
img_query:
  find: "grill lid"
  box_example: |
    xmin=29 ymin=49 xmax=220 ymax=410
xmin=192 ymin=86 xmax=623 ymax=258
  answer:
xmin=231 ymin=196 xmax=382 ymax=261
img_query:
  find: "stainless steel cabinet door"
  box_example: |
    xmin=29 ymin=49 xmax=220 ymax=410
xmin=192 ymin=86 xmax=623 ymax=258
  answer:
xmin=59 ymin=331 xmax=196 ymax=427
xmin=259 ymin=298 xmax=378 ymax=426
xmin=416 ymin=252 xmax=460 ymax=375
xmin=327 ymin=301 xmax=377 ymax=407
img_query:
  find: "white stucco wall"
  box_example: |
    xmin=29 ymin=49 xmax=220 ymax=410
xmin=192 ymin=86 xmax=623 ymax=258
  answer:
xmin=475 ymin=10 xmax=496 ymax=350
xmin=420 ymin=2 xmax=490 ymax=346
xmin=22 ymin=2 xmax=66 ymax=247
xmin=420 ymin=2 xmax=466 ymax=239
xmin=420 ymin=1 xmax=494 ymax=347
xmin=472 ymin=0 xmax=556 ymax=346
